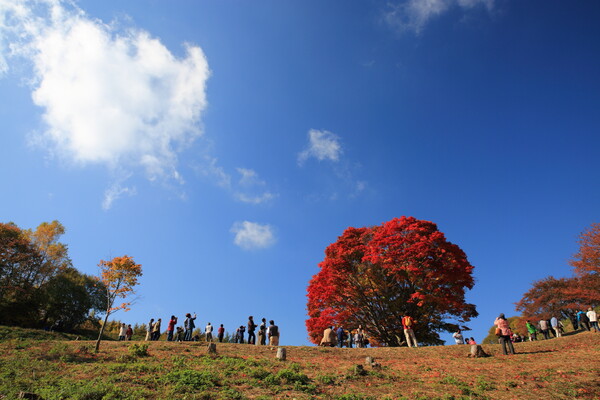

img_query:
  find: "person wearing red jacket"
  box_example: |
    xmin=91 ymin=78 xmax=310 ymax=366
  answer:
xmin=167 ymin=315 xmax=177 ymax=341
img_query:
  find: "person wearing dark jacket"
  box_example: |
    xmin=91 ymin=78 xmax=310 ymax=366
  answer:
xmin=336 ymin=326 xmax=345 ymax=348
xmin=247 ymin=316 xmax=257 ymax=345
xmin=184 ymin=313 xmax=196 ymax=341
xmin=268 ymin=320 xmax=279 ymax=346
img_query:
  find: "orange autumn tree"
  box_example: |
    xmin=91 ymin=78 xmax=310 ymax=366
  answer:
xmin=569 ymin=222 xmax=600 ymax=301
xmin=515 ymin=223 xmax=600 ymax=329
xmin=95 ymin=255 xmax=142 ymax=352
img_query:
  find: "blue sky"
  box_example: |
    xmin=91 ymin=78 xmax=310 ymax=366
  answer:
xmin=1 ymin=0 xmax=599 ymax=345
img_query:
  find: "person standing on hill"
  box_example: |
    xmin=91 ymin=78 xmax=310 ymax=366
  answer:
xmin=355 ymin=325 xmax=365 ymax=348
xmin=205 ymin=322 xmax=214 ymax=342
xmin=526 ymin=320 xmax=538 ymax=341
xmin=587 ymin=308 xmax=598 ymax=332
xmin=238 ymin=325 xmax=246 ymax=344
xmin=494 ymin=313 xmax=515 ymax=355
xmin=268 ymin=320 xmax=279 ymax=346
xmin=217 ymin=324 xmax=225 ymax=342
xmin=551 ymin=316 xmax=561 ymax=338
xmin=258 ymin=318 xmax=267 ymax=345
xmin=539 ymin=319 xmax=550 ymax=340
xmin=118 ymin=323 xmax=126 ymax=341
xmin=125 ymin=324 xmax=133 ymax=341
xmin=336 ymin=326 xmax=346 ymax=348
xmin=402 ymin=313 xmax=418 ymax=348
xmin=184 ymin=313 xmax=196 ymax=341
xmin=577 ymin=310 xmax=590 ymax=331
xmin=167 ymin=316 xmax=178 ymax=341
xmin=453 ymin=329 xmax=464 ymax=344
xmin=247 ymin=316 xmax=257 ymax=345
xmin=320 ymin=326 xmax=336 ymax=347
xmin=152 ymin=318 xmax=162 ymax=341
xmin=145 ymin=318 xmax=154 ymax=341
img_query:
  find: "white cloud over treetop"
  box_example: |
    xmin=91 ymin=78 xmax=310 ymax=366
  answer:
xmin=1 ymin=0 xmax=210 ymax=184
xmin=231 ymin=221 xmax=276 ymax=250
xmin=298 ymin=129 xmax=342 ymax=165
xmin=384 ymin=0 xmax=494 ymax=34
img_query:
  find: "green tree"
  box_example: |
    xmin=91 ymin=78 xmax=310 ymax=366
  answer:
xmin=39 ymin=267 xmax=107 ymax=331
xmin=0 ymin=222 xmax=45 ymax=326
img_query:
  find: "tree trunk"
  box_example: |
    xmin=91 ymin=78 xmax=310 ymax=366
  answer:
xmin=94 ymin=310 xmax=111 ymax=353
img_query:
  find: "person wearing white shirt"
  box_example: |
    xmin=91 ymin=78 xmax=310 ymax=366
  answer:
xmin=587 ymin=308 xmax=599 ymax=332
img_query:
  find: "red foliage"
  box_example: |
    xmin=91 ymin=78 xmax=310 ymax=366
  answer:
xmin=515 ymin=223 xmax=600 ymax=327
xmin=570 ymin=222 xmax=600 ymax=289
xmin=306 ymin=217 xmax=477 ymax=346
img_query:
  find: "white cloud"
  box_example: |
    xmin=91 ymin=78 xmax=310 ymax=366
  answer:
xmin=102 ymin=182 xmax=137 ymax=210
xmin=298 ymin=129 xmax=342 ymax=165
xmin=1 ymin=0 xmax=210 ymax=188
xmin=237 ymin=167 xmax=264 ymax=187
xmin=193 ymin=156 xmax=232 ymax=189
xmin=384 ymin=0 xmax=494 ymax=34
xmin=233 ymin=167 xmax=276 ymax=204
xmin=234 ymin=192 xmax=276 ymax=205
xmin=231 ymin=221 xmax=276 ymax=250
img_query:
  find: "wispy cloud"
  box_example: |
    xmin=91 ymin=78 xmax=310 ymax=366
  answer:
xmin=384 ymin=0 xmax=494 ymax=34
xmin=192 ymin=160 xmax=277 ymax=205
xmin=231 ymin=221 xmax=276 ymax=250
xmin=1 ymin=0 xmax=210 ymax=207
xmin=234 ymin=168 xmax=276 ymax=205
xmin=102 ymin=182 xmax=137 ymax=210
xmin=298 ymin=129 xmax=342 ymax=165
xmin=297 ymin=128 xmax=367 ymax=201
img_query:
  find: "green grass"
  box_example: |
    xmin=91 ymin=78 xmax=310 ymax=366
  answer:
xmin=0 ymin=325 xmax=599 ymax=399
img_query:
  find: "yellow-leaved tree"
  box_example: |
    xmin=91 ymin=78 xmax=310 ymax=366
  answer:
xmin=95 ymin=255 xmax=142 ymax=353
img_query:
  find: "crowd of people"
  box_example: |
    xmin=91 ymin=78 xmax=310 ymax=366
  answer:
xmin=119 ymin=314 xmax=281 ymax=345
xmin=318 ymin=313 xmax=419 ymax=348
xmin=449 ymin=307 xmax=599 ymax=356
xmin=117 ymin=307 xmax=598 ymax=351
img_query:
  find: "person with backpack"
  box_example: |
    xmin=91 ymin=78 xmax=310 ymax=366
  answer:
xmin=247 ymin=316 xmax=257 ymax=345
xmin=494 ymin=313 xmax=515 ymax=355
xmin=402 ymin=313 xmax=418 ymax=347
xmin=258 ymin=318 xmax=267 ymax=345
xmin=268 ymin=320 xmax=279 ymax=346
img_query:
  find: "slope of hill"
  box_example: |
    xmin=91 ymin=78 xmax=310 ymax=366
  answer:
xmin=0 ymin=326 xmax=598 ymax=399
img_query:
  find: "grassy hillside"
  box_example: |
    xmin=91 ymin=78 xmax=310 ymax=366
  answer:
xmin=0 ymin=326 xmax=598 ymax=399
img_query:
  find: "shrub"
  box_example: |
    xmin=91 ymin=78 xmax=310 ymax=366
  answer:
xmin=164 ymin=369 xmax=220 ymax=392
xmin=128 ymin=343 xmax=148 ymax=357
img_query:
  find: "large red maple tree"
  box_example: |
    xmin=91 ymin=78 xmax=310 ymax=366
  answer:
xmin=306 ymin=217 xmax=477 ymax=346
